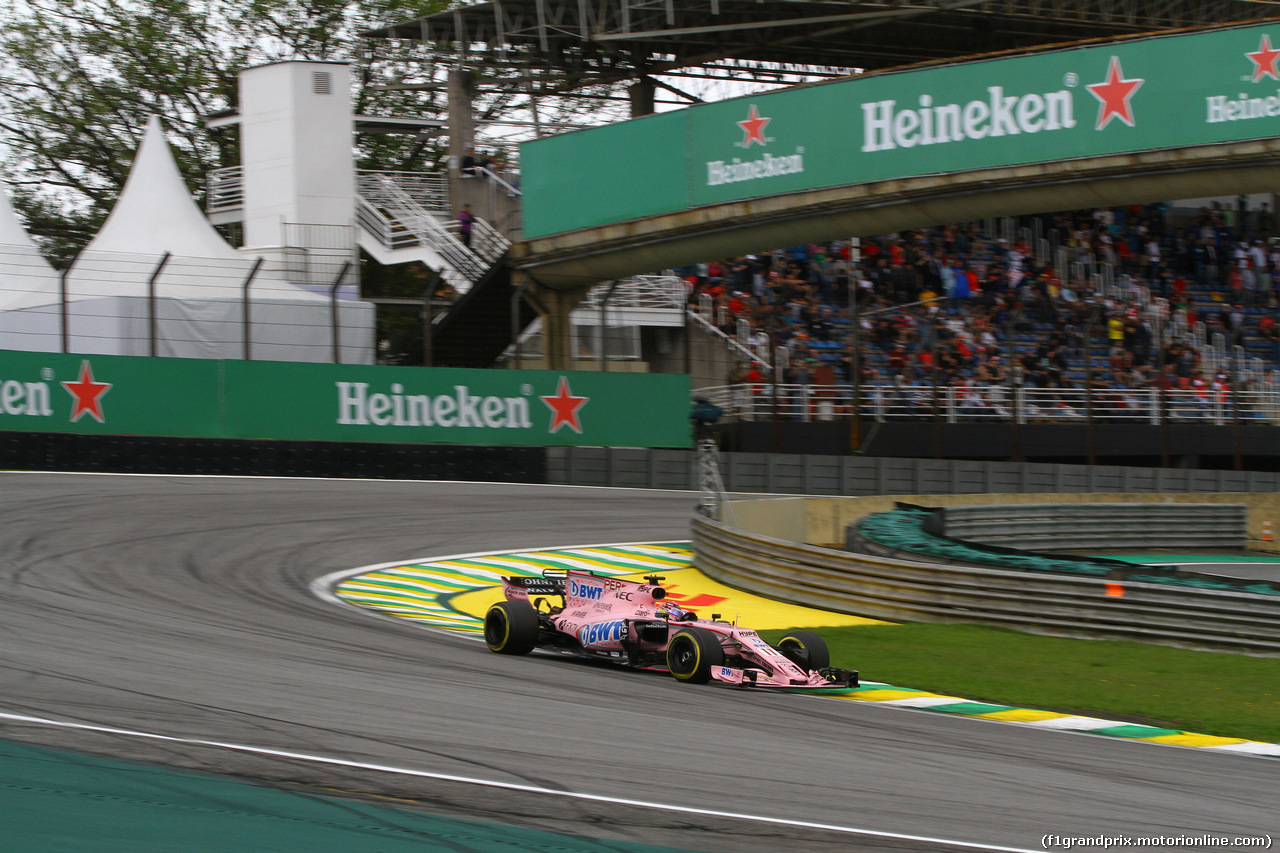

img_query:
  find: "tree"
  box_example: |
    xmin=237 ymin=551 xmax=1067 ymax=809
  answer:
xmin=0 ymin=0 xmax=448 ymax=265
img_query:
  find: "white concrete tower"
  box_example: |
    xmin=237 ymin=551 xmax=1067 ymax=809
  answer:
xmin=238 ymin=61 xmax=355 ymax=289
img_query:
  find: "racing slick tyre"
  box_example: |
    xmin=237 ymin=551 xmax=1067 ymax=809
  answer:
xmin=484 ymin=601 xmax=540 ymax=655
xmin=777 ymin=630 xmax=830 ymax=671
xmin=666 ymin=627 xmax=724 ymax=684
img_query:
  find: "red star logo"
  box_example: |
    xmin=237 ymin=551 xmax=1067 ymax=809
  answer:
xmin=737 ymin=104 xmax=770 ymax=148
xmin=61 ymin=360 xmax=111 ymax=423
xmin=1086 ymin=56 xmax=1144 ymax=130
xmin=540 ymin=376 xmax=588 ymax=434
xmin=1246 ymin=34 xmax=1280 ymax=82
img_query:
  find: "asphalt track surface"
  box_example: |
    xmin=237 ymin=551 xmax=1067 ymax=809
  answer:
xmin=0 ymin=472 xmax=1275 ymax=852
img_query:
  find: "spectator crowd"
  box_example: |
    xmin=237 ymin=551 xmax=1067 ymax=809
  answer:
xmin=683 ymin=200 xmax=1280 ymax=407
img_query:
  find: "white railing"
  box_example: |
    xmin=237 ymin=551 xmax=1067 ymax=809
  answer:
xmin=439 ymin=216 xmax=509 ymax=265
xmin=206 ymin=166 xmax=243 ymax=213
xmin=697 ymin=383 xmax=1280 ymax=425
xmin=578 ymin=275 xmax=686 ymax=311
xmin=471 ymin=166 xmax=521 ymax=198
xmin=354 ymin=196 xmax=472 ymax=294
xmin=208 ymin=168 xmax=450 ymax=216
xmin=689 ymin=311 xmax=772 ymax=370
xmin=359 ymin=175 xmax=489 ymax=282
xmin=356 ymin=170 xmax=450 ymax=213
xmin=355 ymin=197 xmax=416 ymax=251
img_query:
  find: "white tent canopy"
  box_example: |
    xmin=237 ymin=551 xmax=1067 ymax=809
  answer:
xmin=0 ymin=182 xmax=63 ymax=351
xmin=1 ymin=116 xmax=375 ymax=362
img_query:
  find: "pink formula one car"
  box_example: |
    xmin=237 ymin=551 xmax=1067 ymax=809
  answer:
xmin=483 ymin=569 xmax=858 ymax=689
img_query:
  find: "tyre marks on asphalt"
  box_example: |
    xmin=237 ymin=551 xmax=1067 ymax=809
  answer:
xmin=333 ymin=544 xmax=691 ymax=635
xmin=327 ymin=542 xmax=1280 ymax=759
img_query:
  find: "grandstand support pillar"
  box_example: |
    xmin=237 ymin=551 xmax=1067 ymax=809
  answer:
xmin=511 ymin=270 xmax=533 ymax=369
xmin=448 ymin=69 xmax=477 ymax=197
xmin=629 ymin=77 xmax=656 ymax=117
xmin=527 ymin=278 xmax=591 ymax=371
xmin=542 ymin=286 xmax=577 ymax=372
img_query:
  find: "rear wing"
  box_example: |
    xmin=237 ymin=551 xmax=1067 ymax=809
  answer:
xmin=501 ymin=572 xmax=565 ymax=603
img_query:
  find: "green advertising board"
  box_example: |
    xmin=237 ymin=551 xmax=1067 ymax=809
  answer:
xmin=523 ymin=21 xmax=1280 ymax=237
xmin=0 ymin=350 xmax=692 ymax=448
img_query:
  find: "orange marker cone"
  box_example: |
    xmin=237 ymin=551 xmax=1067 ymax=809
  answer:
xmin=1263 ymin=520 xmax=1274 ymax=542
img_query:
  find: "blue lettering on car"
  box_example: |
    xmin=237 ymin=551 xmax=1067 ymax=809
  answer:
xmin=578 ymin=620 xmax=624 ymax=646
xmin=569 ymin=579 xmax=603 ymax=600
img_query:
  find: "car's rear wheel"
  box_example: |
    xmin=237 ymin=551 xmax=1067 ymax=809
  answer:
xmin=777 ymin=630 xmax=830 ymax=671
xmin=484 ymin=601 xmax=539 ymax=655
xmin=666 ymin=627 xmax=724 ymax=684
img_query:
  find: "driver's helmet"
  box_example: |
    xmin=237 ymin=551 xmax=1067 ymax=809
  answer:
xmin=658 ymin=602 xmax=695 ymax=622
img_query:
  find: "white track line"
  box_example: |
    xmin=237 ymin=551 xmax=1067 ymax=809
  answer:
xmin=0 ymin=710 xmax=1040 ymax=853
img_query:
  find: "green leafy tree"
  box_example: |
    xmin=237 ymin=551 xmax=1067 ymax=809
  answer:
xmin=0 ymin=0 xmax=447 ymax=265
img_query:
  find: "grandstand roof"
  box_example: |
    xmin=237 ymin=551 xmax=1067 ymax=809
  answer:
xmin=365 ymin=0 xmax=1275 ymax=88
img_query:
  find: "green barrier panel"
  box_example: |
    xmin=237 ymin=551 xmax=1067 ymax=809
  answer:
xmin=522 ymin=110 xmax=689 ymax=238
xmin=221 ymin=361 xmax=691 ymax=446
xmin=523 ymin=21 xmax=1280 ymax=237
xmin=858 ymin=509 xmax=1280 ymax=595
xmin=0 ymin=739 xmax=692 ymax=853
xmin=0 ymin=350 xmax=693 ymax=448
xmin=0 ymin=350 xmax=221 ymax=438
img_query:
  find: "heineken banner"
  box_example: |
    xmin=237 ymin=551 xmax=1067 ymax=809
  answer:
xmin=523 ymin=21 xmax=1280 ymax=237
xmin=0 ymin=350 xmax=692 ymax=448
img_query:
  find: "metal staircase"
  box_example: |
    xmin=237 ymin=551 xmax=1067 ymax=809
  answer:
xmin=354 ymin=172 xmax=534 ymax=367
xmin=429 ymin=254 xmax=543 ymax=368
xmin=355 ymin=172 xmax=510 ymax=294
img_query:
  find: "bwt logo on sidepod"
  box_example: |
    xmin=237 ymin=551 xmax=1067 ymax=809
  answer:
xmin=578 ymin=621 xmax=624 ymax=646
xmin=568 ymin=579 xmax=604 ymax=600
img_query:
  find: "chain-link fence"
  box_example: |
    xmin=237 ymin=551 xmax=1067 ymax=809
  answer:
xmin=0 ymin=245 xmax=372 ymax=363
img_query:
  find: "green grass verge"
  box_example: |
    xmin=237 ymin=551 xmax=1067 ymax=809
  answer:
xmin=759 ymin=623 xmax=1280 ymax=744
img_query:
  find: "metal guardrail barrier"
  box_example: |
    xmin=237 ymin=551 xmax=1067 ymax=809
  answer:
xmin=700 ymin=383 xmax=1280 ymax=425
xmin=544 ymin=447 xmax=1280 ymax=495
xmin=938 ymin=503 xmax=1248 ymax=551
xmin=692 ymin=514 xmax=1280 ymax=654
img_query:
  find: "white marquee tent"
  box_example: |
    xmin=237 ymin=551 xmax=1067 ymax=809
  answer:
xmin=1 ymin=117 xmax=373 ymax=362
xmin=0 ymin=181 xmax=63 ymax=352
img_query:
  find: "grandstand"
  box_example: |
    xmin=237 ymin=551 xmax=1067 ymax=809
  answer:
xmin=689 ymin=202 xmax=1280 ymax=463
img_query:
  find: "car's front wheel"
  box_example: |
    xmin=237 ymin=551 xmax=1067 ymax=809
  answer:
xmin=484 ymin=601 xmax=540 ymax=655
xmin=666 ymin=627 xmax=724 ymax=684
xmin=776 ymin=630 xmax=830 ymax=671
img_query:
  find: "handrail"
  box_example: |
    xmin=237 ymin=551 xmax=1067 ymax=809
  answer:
xmin=354 ymin=196 xmax=473 ymax=294
xmin=472 ymin=166 xmax=521 ymax=198
xmin=362 ymin=175 xmax=489 ymax=282
xmin=356 ymin=170 xmax=450 ymax=212
xmin=696 ymin=382 xmax=1280 ymax=425
xmin=206 ymin=166 xmax=243 ymax=213
xmin=207 ymin=168 xmax=451 ymax=215
xmin=579 ymin=275 xmax=686 ymax=311
xmin=452 ymin=215 xmax=509 ymax=265
xmin=688 ymin=310 xmax=772 ymax=371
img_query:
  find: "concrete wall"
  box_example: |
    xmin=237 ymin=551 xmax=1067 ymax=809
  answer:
xmin=549 ymin=447 xmax=1280 ymax=497
xmin=783 ymin=492 xmax=1280 ymax=551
